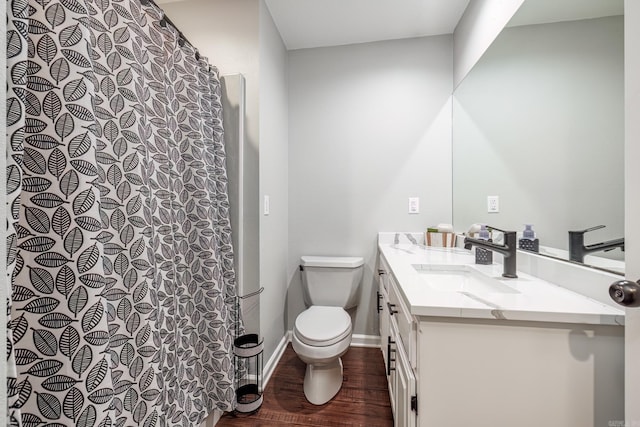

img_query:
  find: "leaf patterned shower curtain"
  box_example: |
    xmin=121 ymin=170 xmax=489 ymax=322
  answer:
xmin=6 ymin=0 xmax=242 ymax=426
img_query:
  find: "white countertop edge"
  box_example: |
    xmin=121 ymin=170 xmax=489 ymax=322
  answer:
xmin=379 ymin=237 xmax=625 ymax=327
xmin=410 ymin=305 xmax=623 ymax=326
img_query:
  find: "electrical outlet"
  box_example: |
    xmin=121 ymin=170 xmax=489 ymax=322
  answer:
xmin=487 ymin=196 xmax=499 ymax=213
xmin=408 ymin=197 xmax=420 ymax=214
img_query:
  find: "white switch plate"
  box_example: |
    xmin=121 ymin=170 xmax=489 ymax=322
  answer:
xmin=487 ymin=195 xmax=499 ymax=213
xmin=408 ymin=197 xmax=420 ymax=214
xmin=263 ymin=195 xmax=270 ymax=215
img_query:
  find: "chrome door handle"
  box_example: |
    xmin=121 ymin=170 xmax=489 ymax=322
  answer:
xmin=609 ymin=279 xmax=640 ymax=307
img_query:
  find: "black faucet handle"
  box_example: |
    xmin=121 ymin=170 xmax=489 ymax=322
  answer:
xmin=570 ymin=225 xmax=606 ymax=234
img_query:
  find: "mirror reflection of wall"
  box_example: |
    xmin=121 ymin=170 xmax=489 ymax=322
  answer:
xmin=452 ymin=13 xmax=624 ymax=268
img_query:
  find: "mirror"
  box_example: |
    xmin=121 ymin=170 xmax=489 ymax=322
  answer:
xmin=452 ymin=0 xmax=625 ymax=273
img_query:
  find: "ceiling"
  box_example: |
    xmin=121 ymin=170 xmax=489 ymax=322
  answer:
xmin=156 ymin=0 xmax=623 ymax=51
xmin=508 ymin=0 xmax=623 ymax=27
xmin=264 ymin=0 xmax=470 ymax=50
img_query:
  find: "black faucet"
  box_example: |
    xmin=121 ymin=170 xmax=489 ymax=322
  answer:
xmin=464 ymin=226 xmax=518 ymax=278
xmin=568 ymin=225 xmax=625 ymax=263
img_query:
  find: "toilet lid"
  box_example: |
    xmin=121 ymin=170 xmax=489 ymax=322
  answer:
xmin=294 ymin=306 xmax=352 ymax=346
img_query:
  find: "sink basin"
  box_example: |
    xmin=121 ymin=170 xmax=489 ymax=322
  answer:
xmin=412 ymin=264 xmax=519 ymax=294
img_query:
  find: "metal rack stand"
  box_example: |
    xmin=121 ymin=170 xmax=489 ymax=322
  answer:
xmin=234 ymin=287 xmax=264 ymax=413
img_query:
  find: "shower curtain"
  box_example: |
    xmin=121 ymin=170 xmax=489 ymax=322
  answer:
xmin=6 ymin=0 xmax=241 ymax=426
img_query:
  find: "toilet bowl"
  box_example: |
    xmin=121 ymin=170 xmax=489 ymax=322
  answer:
xmin=292 ymin=306 xmax=352 ymax=405
xmin=292 ymin=255 xmax=364 ymax=405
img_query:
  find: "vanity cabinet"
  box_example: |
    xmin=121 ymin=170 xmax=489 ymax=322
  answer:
xmin=378 ymin=258 xmax=417 ymax=427
xmin=377 ymin=250 xmax=624 ymax=427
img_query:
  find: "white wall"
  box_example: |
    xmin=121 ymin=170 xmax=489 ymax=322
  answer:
xmin=624 ymin=0 xmax=640 ymax=422
xmin=258 ymin=2 xmax=289 ymax=362
xmin=287 ymin=36 xmax=454 ymax=336
xmin=453 ymin=0 xmax=525 ymax=88
xmin=453 ymin=16 xmax=624 ymax=253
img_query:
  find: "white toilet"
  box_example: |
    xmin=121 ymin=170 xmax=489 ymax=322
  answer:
xmin=292 ymin=255 xmax=364 ymax=405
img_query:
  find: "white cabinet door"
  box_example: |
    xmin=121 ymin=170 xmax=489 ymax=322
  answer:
xmin=379 ymin=281 xmax=390 ymax=359
xmin=380 ymin=254 xmax=418 ymax=426
xmin=388 ymin=323 xmax=398 ymax=419
xmin=394 ymin=330 xmax=417 ymax=427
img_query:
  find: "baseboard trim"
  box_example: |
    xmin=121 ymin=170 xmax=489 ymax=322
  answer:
xmin=262 ymin=331 xmax=291 ymax=388
xmin=350 ymin=334 xmax=380 ymax=348
xmin=262 ymin=331 xmax=379 ymax=388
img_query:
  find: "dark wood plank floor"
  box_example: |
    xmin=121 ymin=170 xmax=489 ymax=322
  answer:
xmin=218 ymin=344 xmax=393 ymax=426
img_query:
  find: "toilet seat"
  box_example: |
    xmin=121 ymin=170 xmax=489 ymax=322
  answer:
xmin=294 ymin=306 xmax=351 ymax=347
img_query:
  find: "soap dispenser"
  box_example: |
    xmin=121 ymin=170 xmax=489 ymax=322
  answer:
xmin=475 ymin=225 xmax=493 ymax=265
xmin=518 ymin=224 xmax=539 ymax=252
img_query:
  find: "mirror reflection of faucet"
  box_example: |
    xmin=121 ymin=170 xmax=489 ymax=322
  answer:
xmin=464 ymin=225 xmax=518 ymax=278
xmin=568 ymin=225 xmax=625 ymax=263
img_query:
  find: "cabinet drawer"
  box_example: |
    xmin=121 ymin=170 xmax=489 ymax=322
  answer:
xmin=388 ymin=273 xmax=417 ymax=368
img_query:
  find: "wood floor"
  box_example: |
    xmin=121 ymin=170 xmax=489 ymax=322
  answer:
xmin=217 ymin=344 xmax=394 ymax=426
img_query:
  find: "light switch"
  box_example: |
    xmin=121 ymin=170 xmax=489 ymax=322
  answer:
xmin=408 ymin=197 xmax=420 ymax=214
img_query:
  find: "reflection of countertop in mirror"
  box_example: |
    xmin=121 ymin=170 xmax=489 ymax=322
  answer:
xmin=537 ymin=245 xmax=625 ymax=274
xmin=379 ymin=232 xmax=624 ymax=326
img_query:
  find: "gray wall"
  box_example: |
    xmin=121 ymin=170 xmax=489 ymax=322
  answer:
xmin=453 ymin=0 xmax=525 ymax=88
xmin=287 ymin=36 xmax=454 ymax=336
xmin=453 ymin=16 xmax=624 ymax=252
xmin=258 ymin=2 xmax=290 ymax=361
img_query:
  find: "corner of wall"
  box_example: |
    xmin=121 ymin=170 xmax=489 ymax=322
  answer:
xmin=453 ymin=0 xmax=525 ymax=88
xmin=258 ymin=0 xmax=290 ymax=363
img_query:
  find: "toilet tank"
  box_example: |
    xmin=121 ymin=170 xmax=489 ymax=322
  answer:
xmin=300 ymin=256 xmax=364 ymax=309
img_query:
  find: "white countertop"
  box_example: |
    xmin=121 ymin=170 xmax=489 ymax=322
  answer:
xmin=379 ymin=240 xmax=625 ymax=326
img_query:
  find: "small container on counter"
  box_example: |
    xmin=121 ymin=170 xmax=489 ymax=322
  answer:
xmin=518 ymin=224 xmax=539 ymax=252
xmin=475 ymin=225 xmax=493 ymax=264
xmin=425 ymin=224 xmax=456 ymax=247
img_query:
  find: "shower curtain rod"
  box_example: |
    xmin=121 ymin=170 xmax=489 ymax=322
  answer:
xmin=141 ymin=0 xmax=202 ymax=59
